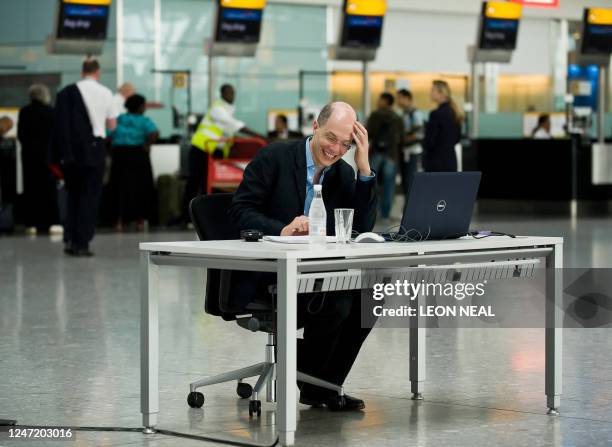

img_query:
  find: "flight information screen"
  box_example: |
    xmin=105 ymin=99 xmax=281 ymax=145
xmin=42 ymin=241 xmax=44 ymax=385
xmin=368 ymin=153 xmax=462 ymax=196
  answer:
xmin=478 ymin=1 xmax=522 ymax=50
xmin=215 ymin=0 xmax=265 ymax=43
xmin=340 ymin=0 xmax=386 ymax=48
xmin=56 ymin=0 xmax=110 ymax=40
xmin=581 ymin=8 xmax=612 ymax=54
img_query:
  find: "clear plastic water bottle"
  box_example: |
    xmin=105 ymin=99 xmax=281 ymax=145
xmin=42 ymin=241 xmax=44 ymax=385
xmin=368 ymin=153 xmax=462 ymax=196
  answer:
xmin=309 ymin=184 xmax=327 ymax=245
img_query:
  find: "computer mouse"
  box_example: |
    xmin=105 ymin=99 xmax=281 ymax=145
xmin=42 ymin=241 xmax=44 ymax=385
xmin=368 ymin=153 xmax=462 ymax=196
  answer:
xmin=354 ymin=232 xmax=386 ymax=243
xmin=240 ymin=229 xmax=263 ymax=242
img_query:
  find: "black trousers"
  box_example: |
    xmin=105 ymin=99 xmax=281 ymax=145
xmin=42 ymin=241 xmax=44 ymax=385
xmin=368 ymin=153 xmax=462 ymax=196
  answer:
xmin=64 ymin=162 xmax=104 ymax=250
xmin=296 ymin=290 xmax=376 ymax=397
xmin=109 ymin=145 xmax=154 ymax=223
xmin=22 ymin=157 xmax=58 ymax=230
xmin=183 ymin=146 xmax=209 ymax=220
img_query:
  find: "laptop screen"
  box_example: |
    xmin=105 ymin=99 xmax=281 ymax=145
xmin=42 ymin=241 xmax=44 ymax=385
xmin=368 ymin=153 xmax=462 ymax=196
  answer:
xmin=395 ymin=172 xmax=482 ymax=241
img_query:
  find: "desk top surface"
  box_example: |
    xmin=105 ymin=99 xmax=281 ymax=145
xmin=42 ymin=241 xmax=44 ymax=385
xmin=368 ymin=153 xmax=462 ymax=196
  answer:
xmin=140 ymin=236 xmax=563 ymax=260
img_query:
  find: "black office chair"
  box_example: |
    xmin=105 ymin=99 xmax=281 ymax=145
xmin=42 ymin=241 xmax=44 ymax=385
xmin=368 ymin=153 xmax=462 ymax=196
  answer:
xmin=187 ymin=193 xmax=342 ymax=417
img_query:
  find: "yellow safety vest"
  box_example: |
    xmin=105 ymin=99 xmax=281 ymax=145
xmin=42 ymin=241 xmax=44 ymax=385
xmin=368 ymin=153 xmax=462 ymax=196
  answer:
xmin=191 ymin=99 xmax=234 ymax=158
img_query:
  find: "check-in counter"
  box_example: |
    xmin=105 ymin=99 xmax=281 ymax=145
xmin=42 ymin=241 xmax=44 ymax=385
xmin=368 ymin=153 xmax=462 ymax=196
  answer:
xmin=462 ymin=138 xmax=612 ymax=203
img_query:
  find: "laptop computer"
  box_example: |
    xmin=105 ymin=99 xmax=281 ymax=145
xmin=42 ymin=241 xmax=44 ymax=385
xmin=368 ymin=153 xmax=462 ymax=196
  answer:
xmin=381 ymin=171 xmax=482 ymax=241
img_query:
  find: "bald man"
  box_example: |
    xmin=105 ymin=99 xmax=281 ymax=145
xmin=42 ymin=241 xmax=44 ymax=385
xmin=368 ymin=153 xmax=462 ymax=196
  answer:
xmin=229 ymin=102 xmax=377 ymax=411
xmin=113 ymin=82 xmax=135 ymax=115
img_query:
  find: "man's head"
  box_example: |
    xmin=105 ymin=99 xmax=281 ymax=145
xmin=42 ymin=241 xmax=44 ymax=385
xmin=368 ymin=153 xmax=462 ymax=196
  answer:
xmin=377 ymin=92 xmax=394 ymax=110
xmin=311 ymin=102 xmax=357 ymax=168
xmin=538 ymin=114 xmax=551 ymax=132
xmin=275 ymin=114 xmax=288 ymax=132
xmin=220 ymin=84 xmax=235 ymax=104
xmin=118 ymin=82 xmax=135 ymax=99
xmin=28 ymin=84 xmax=51 ymax=105
xmin=82 ymin=58 xmax=101 ymax=80
xmin=397 ymin=89 xmax=413 ymax=110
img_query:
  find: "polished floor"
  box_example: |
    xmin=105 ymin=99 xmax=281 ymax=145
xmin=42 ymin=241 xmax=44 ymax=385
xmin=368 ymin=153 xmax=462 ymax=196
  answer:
xmin=1 ymin=211 xmax=612 ymax=447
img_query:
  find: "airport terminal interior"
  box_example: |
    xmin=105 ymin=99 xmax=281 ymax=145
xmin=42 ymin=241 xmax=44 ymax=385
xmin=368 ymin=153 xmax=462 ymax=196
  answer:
xmin=2 ymin=0 xmax=612 ymax=446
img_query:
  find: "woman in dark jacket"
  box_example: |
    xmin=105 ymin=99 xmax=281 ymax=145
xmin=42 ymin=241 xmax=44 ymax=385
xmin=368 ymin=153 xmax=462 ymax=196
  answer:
xmin=422 ymin=80 xmax=463 ymax=172
xmin=17 ymin=84 xmax=58 ymax=234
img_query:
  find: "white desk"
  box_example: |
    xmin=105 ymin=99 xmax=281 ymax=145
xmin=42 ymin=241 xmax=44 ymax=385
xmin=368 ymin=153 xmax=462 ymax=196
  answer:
xmin=139 ymin=236 xmax=563 ymax=446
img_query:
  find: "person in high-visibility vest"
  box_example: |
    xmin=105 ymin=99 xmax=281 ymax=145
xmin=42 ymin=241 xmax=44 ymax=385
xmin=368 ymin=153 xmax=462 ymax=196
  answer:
xmin=183 ymin=84 xmax=263 ymax=220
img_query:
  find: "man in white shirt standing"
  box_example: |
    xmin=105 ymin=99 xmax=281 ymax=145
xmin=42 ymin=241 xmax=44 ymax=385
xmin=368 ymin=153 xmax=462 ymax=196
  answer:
xmin=53 ymin=59 xmax=117 ymax=256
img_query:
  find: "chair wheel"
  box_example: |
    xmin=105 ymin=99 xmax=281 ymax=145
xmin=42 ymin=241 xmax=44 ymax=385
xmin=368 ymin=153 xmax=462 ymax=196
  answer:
xmin=187 ymin=391 xmax=205 ymax=408
xmin=249 ymin=400 xmax=261 ymax=417
xmin=237 ymin=382 xmax=253 ymax=399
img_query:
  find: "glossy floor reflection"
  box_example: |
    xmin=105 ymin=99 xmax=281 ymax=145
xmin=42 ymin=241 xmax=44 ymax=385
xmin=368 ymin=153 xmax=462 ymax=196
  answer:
xmin=1 ymin=213 xmax=611 ymax=446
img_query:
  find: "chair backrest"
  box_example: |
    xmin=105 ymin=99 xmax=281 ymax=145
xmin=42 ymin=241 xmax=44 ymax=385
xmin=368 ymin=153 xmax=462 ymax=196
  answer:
xmin=189 ymin=193 xmax=240 ymax=318
xmin=189 ymin=193 xmax=237 ymax=241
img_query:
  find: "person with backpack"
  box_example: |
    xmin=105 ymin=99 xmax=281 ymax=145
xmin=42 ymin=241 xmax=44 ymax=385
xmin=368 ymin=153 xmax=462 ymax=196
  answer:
xmin=366 ymin=92 xmax=404 ymax=224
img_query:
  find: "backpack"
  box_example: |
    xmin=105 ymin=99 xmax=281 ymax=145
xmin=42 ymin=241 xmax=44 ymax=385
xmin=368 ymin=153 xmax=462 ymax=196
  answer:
xmin=371 ymin=120 xmax=394 ymax=155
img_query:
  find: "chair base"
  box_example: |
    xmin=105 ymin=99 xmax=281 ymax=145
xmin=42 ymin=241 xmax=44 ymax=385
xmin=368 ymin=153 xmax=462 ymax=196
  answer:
xmin=188 ymin=334 xmax=343 ymax=413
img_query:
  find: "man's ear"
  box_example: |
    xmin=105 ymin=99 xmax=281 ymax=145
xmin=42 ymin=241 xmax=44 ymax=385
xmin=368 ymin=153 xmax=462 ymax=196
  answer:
xmin=312 ymin=120 xmax=319 ymax=133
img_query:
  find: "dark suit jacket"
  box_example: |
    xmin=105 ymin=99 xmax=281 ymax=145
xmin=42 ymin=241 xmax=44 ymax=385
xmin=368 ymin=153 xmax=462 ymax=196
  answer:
xmin=230 ymin=138 xmax=376 ymax=236
xmin=422 ymin=102 xmax=460 ymax=172
xmin=51 ymin=84 xmax=102 ymax=168
xmin=226 ymin=138 xmax=377 ymax=309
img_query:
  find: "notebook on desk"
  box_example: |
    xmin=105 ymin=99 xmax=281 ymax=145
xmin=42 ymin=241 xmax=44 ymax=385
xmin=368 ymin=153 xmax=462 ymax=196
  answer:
xmin=263 ymin=235 xmax=337 ymax=244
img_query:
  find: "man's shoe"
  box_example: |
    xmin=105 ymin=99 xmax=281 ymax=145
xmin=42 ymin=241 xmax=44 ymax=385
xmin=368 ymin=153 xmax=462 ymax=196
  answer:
xmin=300 ymin=394 xmax=365 ymax=412
xmin=69 ymin=248 xmax=94 ymax=257
xmin=299 ymin=394 xmax=326 ymax=408
xmin=327 ymin=395 xmax=365 ymax=412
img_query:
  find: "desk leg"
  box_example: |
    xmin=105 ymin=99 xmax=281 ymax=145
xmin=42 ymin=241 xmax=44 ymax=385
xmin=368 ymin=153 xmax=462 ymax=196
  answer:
xmin=545 ymin=244 xmax=563 ymax=415
xmin=410 ymin=290 xmax=425 ymax=400
xmin=277 ymin=258 xmax=297 ymax=446
xmin=140 ymin=252 xmax=160 ymax=431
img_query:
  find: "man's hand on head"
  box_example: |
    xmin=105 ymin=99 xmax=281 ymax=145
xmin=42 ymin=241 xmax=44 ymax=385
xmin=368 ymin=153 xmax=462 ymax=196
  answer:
xmin=281 ymin=215 xmax=309 ymax=236
xmin=352 ymin=121 xmax=371 ymax=176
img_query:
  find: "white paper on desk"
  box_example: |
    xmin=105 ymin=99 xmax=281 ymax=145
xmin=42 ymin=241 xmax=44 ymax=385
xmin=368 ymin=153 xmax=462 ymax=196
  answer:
xmin=263 ymin=235 xmax=337 ymax=244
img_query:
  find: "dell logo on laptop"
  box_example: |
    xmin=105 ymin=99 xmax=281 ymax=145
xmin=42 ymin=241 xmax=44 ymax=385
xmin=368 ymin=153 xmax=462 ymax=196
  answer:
xmin=436 ymin=200 xmax=447 ymax=212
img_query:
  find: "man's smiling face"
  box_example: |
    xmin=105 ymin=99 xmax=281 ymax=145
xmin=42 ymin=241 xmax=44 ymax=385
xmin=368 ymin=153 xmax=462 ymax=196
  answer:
xmin=310 ymin=104 xmax=355 ymax=168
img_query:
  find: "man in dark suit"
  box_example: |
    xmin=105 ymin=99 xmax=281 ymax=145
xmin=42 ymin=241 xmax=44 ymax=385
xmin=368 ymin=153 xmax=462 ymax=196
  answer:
xmin=229 ymin=102 xmax=377 ymax=411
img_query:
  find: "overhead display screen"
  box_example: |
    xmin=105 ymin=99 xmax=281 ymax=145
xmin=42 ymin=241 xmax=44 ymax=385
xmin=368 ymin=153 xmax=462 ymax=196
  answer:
xmin=340 ymin=0 xmax=386 ymax=48
xmin=56 ymin=0 xmax=111 ymax=40
xmin=510 ymin=0 xmax=558 ymax=8
xmin=478 ymin=1 xmax=522 ymax=50
xmin=215 ymin=0 xmax=266 ymax=43
xmin=581 ymin=8 xmax=612 ymax=54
